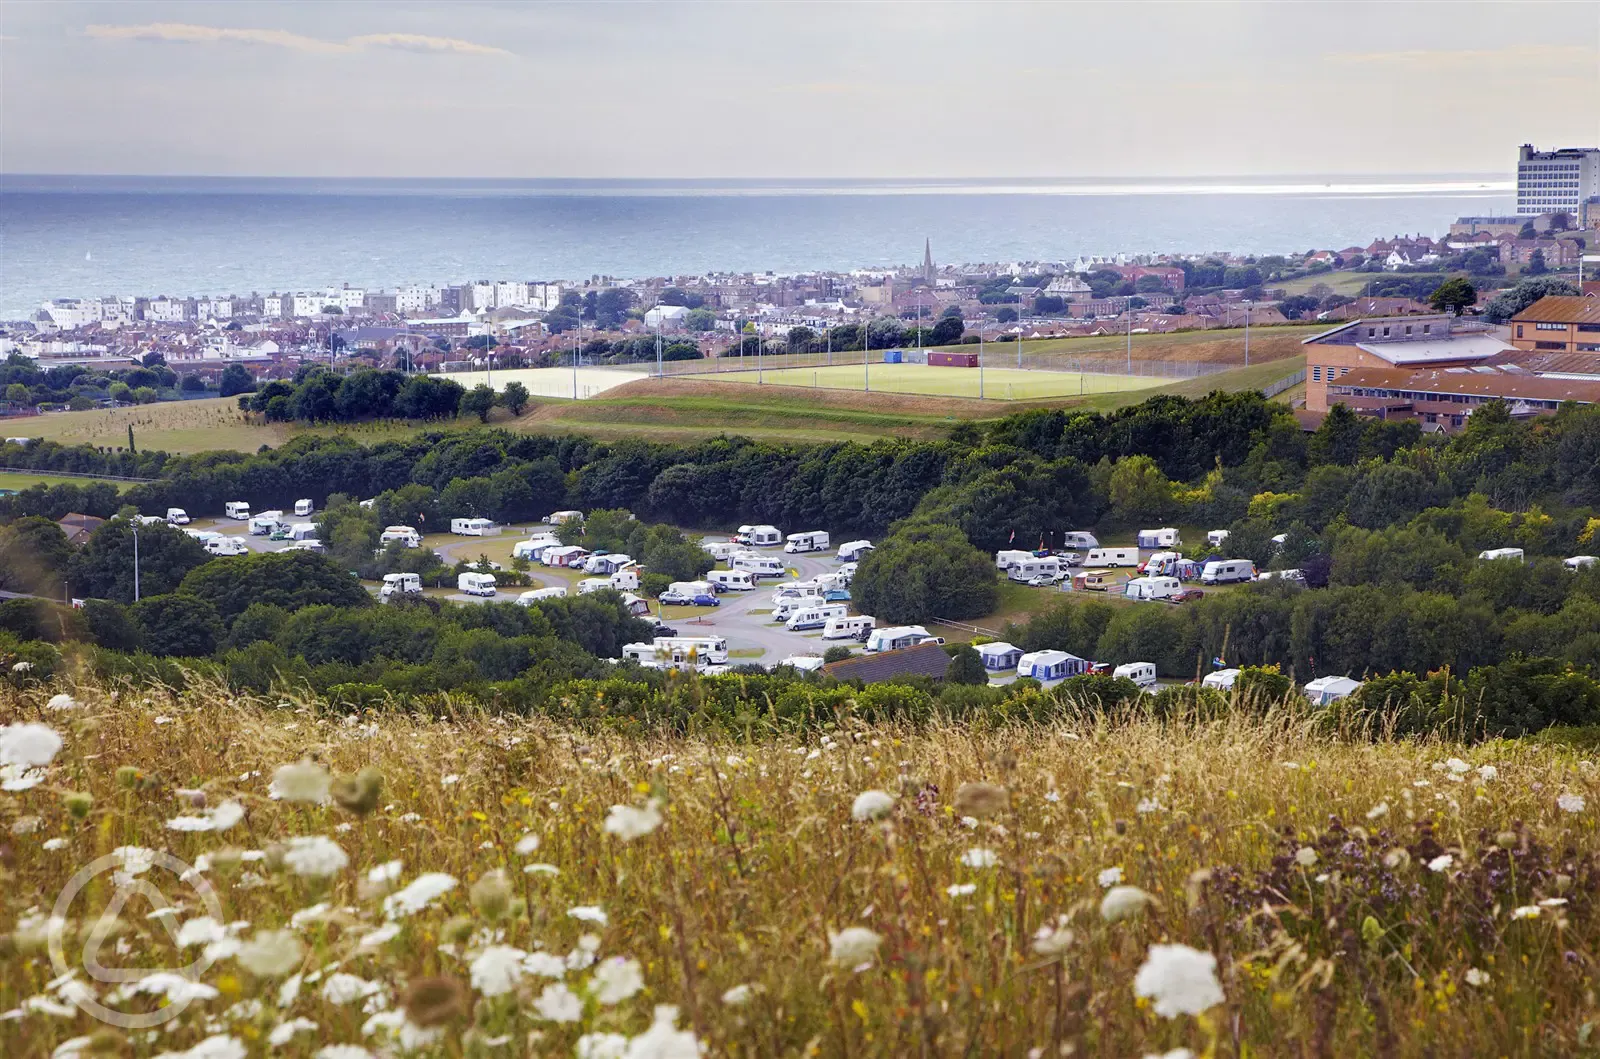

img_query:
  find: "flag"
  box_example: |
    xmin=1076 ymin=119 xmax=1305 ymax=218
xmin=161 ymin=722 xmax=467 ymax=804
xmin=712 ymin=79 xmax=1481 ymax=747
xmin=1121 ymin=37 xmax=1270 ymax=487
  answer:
xmin=1009 ymin=529 xmax=1015 ymax=545
xmin=1211 ymin=656 xmax=1226 ymax=669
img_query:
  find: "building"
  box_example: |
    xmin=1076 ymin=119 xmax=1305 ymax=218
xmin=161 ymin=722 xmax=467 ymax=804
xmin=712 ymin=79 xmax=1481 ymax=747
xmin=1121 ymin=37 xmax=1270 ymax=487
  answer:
xmin=56 ymin=512 xmax=105 ymax=547
xmin=1509 ymin=296 xmax=1600 ymax=355
xmin=643 ymin=305 xmax=689 ymax=329
xmin=921 ymin=239 xmax=936 ymax=287
xmin=39 ymin=299 xmax=104 ymax=329
xmin=1326 ymin=364 xmax=1600 ymax=431
xmin=1516 ymin=145 xmax=1600 ymax=217
xmin=1301 ymin=315 xmax=1512 ymax=412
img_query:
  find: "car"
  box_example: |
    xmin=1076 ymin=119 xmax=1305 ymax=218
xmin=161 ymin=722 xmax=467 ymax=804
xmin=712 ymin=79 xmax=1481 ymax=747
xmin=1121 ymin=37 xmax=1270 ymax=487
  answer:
xmin=649 ymin=621 xmax=678 ymax=637
xmin=269 ymin=527 xmax=292 ymax=541
xmin=658 ymin=591 xmax=691 ymax=605
xmin=823 ymin=589 xmax=851 ymax=602
xmin=1026 ymin=575 xmax=1058 ymax=588
xmin=1171 ymin=588 xmax=1206 ymax=603
xmin=690 ymin=594 xmax=721 ymax=607
xmin=1056 ymin=551 xmax=1082 ymax=566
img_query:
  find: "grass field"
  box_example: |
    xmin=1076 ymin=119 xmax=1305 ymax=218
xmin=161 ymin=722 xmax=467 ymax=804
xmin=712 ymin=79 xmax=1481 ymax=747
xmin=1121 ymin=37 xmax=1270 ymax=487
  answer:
xmin=0 ymin=471 xmax=137 ymax=493
xmin=682 ymin=363 xmax=1165 ymax=400
xmin=1275 ymin=271 xmax=1378 ymax=297
xmin=5 ymin=679 xmax=1597 ymax=1056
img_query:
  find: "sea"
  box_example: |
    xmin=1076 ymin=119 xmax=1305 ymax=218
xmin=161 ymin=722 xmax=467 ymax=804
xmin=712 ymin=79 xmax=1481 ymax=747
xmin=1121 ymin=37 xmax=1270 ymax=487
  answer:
xmin=0 ymin=174 xmax=1514 ymax=319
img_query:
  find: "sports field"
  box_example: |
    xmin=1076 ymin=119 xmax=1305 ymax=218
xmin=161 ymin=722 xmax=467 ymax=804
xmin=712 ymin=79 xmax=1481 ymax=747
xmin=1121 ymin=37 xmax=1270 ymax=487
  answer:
xmin=683 ymin=363 xmax=1164 ymax=400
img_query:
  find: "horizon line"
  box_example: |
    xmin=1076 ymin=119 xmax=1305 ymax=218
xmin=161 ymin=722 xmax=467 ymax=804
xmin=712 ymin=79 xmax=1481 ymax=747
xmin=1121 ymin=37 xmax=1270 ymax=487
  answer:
xmin=1 ymin=170 xmax=1510 ymax=182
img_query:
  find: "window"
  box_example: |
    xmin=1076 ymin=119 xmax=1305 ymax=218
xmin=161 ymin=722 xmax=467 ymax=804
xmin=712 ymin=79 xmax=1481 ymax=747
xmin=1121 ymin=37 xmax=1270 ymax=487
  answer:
xmin=1405 ymin=325 xmax=1413 ymax=335
xmin=1422 ymin=324 xmax=1431 ymax=334
xmin=1536 ymin=322 xmax=1566 ymax=331
xmin=1517 ymin=325 xmax=1524 ymax=338
xmin=1366 ymin=327 xmax=1376 ymax=337
xmin=1340 ymin=367 xmax=1350 ymax=376
xmin=1312 ymin=366 xmax=1322 ymax=381
xmin=1382 ymin=326 xmax=1391 ymax=337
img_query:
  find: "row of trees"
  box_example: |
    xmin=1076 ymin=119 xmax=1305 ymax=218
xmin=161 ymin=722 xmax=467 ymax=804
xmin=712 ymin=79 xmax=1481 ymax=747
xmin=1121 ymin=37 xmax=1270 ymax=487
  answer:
xmin=239 ymin=367 xmax=534 ymax=425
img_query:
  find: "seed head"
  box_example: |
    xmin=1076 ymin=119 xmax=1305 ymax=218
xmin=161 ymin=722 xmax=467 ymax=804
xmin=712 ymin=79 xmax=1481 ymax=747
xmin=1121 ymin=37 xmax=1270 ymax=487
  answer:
xmin=403 ymin=975 xmax=470 ymax=1027
xmin=953 ymin=782 xmax=1009 ymax=819
xmin=331 ymin=767 xmax=385 ymax=816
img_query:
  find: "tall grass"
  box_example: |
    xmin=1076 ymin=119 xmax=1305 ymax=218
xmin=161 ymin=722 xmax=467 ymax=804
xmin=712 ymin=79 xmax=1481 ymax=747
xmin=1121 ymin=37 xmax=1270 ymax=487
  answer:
xmin=1 ymin=675 xmax=1594 ymax=1056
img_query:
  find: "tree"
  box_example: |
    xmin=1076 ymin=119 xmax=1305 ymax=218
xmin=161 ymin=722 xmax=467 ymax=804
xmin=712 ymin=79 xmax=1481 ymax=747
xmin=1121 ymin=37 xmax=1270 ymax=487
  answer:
xmin=853 ymin=520 xmax=999 ymax=623
xmin=1107 ymin=455 xmax=1173 ymax=524
xmin=1428 ymin=276 xmax=1477 ymax=315
xmin=995 ymin=307 xmax=1018 ymax=324
xmin=684 ymin=308 xmax=717 ymax=332
xmin=68 ymin=521 xmax=209 ymax=604
xmin=4 ymin=383 xmax=28 ymax=404
xmin=130 ymin=593 xmax=223 ymax=657
xmin=1525 ymin=249 xmax=1548 ymax=275
xmin=81 ymin=598 xmax=141 ymax=651
xmin=219 ymin=364 xmax=255 ymax=397
xmin=108 ymin=381 xmax=131 ymax=403
xmin=0 ymin=517 xmax=72 ymax=595
xmin=499 ymin=381 xmax=531 ymax=416
xmin=822 ymin=645 xmax=854 ymax=664
xmin=131 ymin=386 xmax=158 ymax=405
xmin=321 ymin=305 xmax=343 ymax=315
xmin=1482 ymin=276 xmax=1579 ymax=323
xmin=944 ymin=645 xmax=987 ymax=684
xmin=929 ymin=313 xmax=965 ymax=345
xmin=179 ymin=373 xmax=207 ymax=393
xmin=1035 ymin=295 xmax=1065 ymax=315
xmin=178 ymin=550 xmax=370 ymax=624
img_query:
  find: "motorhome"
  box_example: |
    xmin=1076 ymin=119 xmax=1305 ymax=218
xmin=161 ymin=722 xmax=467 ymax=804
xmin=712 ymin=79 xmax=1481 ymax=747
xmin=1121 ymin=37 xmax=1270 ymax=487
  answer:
xmin=771 ymin=580 xmax=822 ymax=600
xmin=1202 ymin=668 xmax=1241 ymax=691
xmin=1085 ymin=547 xmax=1140 ymax=568
xmin=543 ymin=510 xmax=583 ymax=525
xmin=579 ymin=567 xmax=640 ymax=594
xmin=248 ymin=512 xmax=284 ymax=536
xmin=288 ymin=522 xmax=318 ymax=542
xmin=380 ymin=573 xmax=422 ymax=602
xmin=1200 ymin=559 xmax=1255 ymax=584
xmin=1139 ymin=551 xmax=1183 ymax=576
xmin=1478 ymin=547 xmax=1525 ymax=562
xmin=732 ymin=554 xmax=784 ymax=580
xmin=457 ymin=572 xmax=497 ymax=597
xmin=1018 ymin=649 xmax=1089 ymax=682
xmin=746 ymin=525 xmax=782 ymax=547
xmin=995 ymin=549 xmax=1034 ymax=570
xmin=577 ymin=578 xmax=614 ymax=595
xmin=541 ymin=546 xmax=591 ymax=568
xmin=777 ymin=655 xmax=826 ymax=673
xmin=1566 ymin=555 xmax=1598 ymax=571
xmin=224 ymin=501 xmax=250 ymax=520
xmin=1113 ymin=662 xmax=1158 ymax=689
xmin=1124 ymin=575 xmax=1182 ymax=601
xmin=786 ymin=603 xmax=848 ymax=632
xmin=701 ymin=540 xmax=739 ymax=562
xmin=283 ymin=540 xmax=325 ymax=554
xmin=864 ymin=625 xmax=941 ymax=653
xmin=837 ymin=562 xmax=858 ymax=583
xmin=1304 ymin=675 xmax=1362 ymax=706
xmin=380 ymin=525 xmax=422 ymax=548
xmin=1255 ymin=569 xmax=1307 ymax=584
xmin=707 ymin=570 xmax=755 ymax=592
xmin=975 ymin=641 xmax=1023 ymax=672
xmin=837 ymin=540 xmax=874 ymax=563
xmin=1062 ymin=531 xmax=1099 ymax=550
xmin=204 ymin=536 xmax=250 ymax=557
xmin=772 ymin=595 xmax=825 ymax=622
xmin=450 ymin=517 xmax=497 ymax=536
xmin=512 ymin=533 xmax=562 ymax=560
xmin=294 ymin=499 xmax=315 ymax=517
xmin=166 ymin=508 xmax=190 ymax=525
xmin=1008 ymin=556 xmax=1064 ymax=583
xmin=516 ymin=586 xmax=568 ymax=605
xmin=784 ymin=530 xmax=830 ymax=554
xmin=653 ymin=636 xmax=729 ymax=666
xmin=621 ymin=641 xmax=728 ymax=674
xmin=1136 ymin=527 xmax=1180 ymax=549
xmin=822 ymin=614 xmax=875 ymax=640
xmin=1206 ymin=529 xmax=1230 ymax=548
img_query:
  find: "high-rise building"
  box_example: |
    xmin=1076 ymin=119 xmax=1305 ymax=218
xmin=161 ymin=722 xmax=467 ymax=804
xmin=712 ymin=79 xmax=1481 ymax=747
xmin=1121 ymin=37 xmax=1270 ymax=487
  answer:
xmin=1516 ymin=144 xmax=1600 ymax=217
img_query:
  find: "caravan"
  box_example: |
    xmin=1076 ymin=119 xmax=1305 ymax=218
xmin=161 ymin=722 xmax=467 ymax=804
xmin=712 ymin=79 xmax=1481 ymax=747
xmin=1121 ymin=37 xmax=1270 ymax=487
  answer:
xmin=1139 ymin=551 xmax=1183 ymax=575
xmin=822 ymin=614 xmax=875 ymax=641
xmin=1062 ymin=531 xmax=1099 ymax=551
xmin=784 ymin=531 xmax=830 ymax=554
xmin=707 ymin=569 xmax=755 ymax=592
xmin=1206 ymin=529 xmax=1230 ymax=548
xmin=224 ymin=501 xmax=250 ymax=520
xmin=1136 ymin=527 xmax=1180 ymax=549
xmin=995 ymin=549 xmax=1034 ymax=570
xmin=1113 ymin=662 xmax=1158 ymax=689
xmin=1478 ymin=547 xmax=1525 ymax=562
xmin=541 ymin=546 xmax=590 ymax=568
xmin=701 ymin=540 xmax=739 ymax=562
xmin=1200 ymin=559 xmax=1255 ymax=584
xmin=975 ymin=642 xmax=1023 ymax=672
xmin=1566 ymin=555 xmax=1598 ymax=571
xmin=457 ymin=572 xmax=497 ymax=597
xmin=746 ymin=525 xmax=782 ymax=547
xmin=294 ymin=499 xmax=314 ymax=517
xmin=287 ymin=522 xmax=318 ymax=542
xmin=380 ymin=525 xmax=422 ymax=548
xmin=1124 ymin=575 xmax=1182 ymax=601
xmin=1008 ymin=556 xmax=1064 ymax=583
xmin=512 ymin=533 xmax=562 ymax=560
xmin=1202 ymin=668 xmax=1241 ymax=691
xmin=786 ymin=603 xmax=848 ymax=632
xmin=1085 ymin=547 xmax=1140 ymax=568
xmin=249 ymin=511 xmax=284 ymax=535
xmin=517 ymin=586 xmax=568 ymax=605
xmin=1304 ymin=675 xmax=1362 ymax=706
xmin=380 ymin=573 xmax=422 ymax=602
xmin=450 ymin=517 xmax=497 ymax=536
xmin=864 ymin=625 xmax=942 ymax=653
xmin=1017 ymin=650 xmax=1089 ymax=682
xmin=543 ymin=510 xmax=583 ymax=525
xmin=772 ymin=595 xmax=824 ymax=622
xmin=732 ymin=554 xmax=785 ymax=580
xmin=837 ymin=540 xmax=874 ymax=563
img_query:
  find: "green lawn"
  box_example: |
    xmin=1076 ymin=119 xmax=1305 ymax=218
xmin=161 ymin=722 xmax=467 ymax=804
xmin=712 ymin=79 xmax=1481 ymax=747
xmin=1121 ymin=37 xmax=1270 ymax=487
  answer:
xmin=681 ymin=363 xmax=1163 ymax=400
xmin=0 ymin=471 xmax=137 ymax=493
xmin=1275 ymin=271 xmax=1378 ymax=297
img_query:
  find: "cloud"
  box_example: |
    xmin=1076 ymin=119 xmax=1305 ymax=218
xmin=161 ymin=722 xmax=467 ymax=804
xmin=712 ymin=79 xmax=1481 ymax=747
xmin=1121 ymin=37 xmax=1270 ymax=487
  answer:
xmin=85 ymin=23 xmax=509 ymax=57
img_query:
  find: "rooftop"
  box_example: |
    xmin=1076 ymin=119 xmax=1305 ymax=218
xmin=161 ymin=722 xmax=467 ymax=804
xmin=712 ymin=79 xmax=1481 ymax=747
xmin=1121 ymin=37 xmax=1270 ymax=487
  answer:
xmin=1355 ymin=334 xmax=1511 ymax=365
xmin=1332 ymin=364 xmax=1600 ymax=404
xmin=1512 ymin=295 xmax=1600 ymax=326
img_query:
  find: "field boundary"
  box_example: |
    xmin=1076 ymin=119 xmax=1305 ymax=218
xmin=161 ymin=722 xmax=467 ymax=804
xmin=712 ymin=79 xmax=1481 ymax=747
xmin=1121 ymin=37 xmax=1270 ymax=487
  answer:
xmin=1262 ymin=369 xmax=1307 ymax=398
xmin=0 ymin=466 xmax=156 ymax=484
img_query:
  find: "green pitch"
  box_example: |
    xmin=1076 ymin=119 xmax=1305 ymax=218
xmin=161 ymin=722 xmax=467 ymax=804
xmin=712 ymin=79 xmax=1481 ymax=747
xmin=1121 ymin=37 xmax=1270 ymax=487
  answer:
xmin=686 ymin=363 xmax=1164 ymax=400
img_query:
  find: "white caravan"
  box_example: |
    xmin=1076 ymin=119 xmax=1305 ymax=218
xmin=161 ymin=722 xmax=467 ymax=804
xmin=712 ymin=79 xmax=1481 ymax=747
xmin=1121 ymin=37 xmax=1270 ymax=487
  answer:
xmin=457 ymin=572 xmax=497 ymax=596
xmin=995 ymin=549 xmax=1034 ymax=570
xmin=746 ymin=525 xmax=782 ymax=547
xmin=283 ymin=540 xmax=325 ymax=553
xmin=1136 ymin=527 xmax=1181 ymax=548
xmin=224 ymin=501 xmax=250 ymax=520
xmin=450 ymin=517 xmax=496 ymax=536
xmin=1085 ymin=546 xmax=1140 ymax=568
xmin=784 ymin=530 xmax=830 ymax=554
xmin=288 ymin=522 xmax=318 ymax=541
xmin=864 ymin=625 xmax=942 ymax=653
xmin=786 ymin=604 xmax=848 ymax=632
xmin=204 ymin=536 xmax=250 ymax=556
xmin=1206 ymin=529 xmax=1230 ymax=548
xmin=732 ymin=554 xmax=785 ymax=580
xmin=543 ymin=510 xmax=583 ymax=525
xmin=1009 ymin=556 xmax=1064 ymax=583
xmin=380 ymin=573 xmax=422 ymax=601
xmin=1113 ymin=661 xmax=1158 ymax=688
xmin=1062 ymin=531 xmax=1099 ymax=550
xmin=513 ymin=533 xmax=562 ymax=560
xmin=294 ymin=499 xmax=314 ymax=517
xmin=707 ymin=569 xmax=755 ymax=592
xmin=1202 ymin=668 xmax=1241 ymax=691
xmin=517 ymin=586 xmax=568 ymax=605
xmin=248 ymin=512 xmax=284 ymax=535
xmin=1478 ymin=547 xmax=1525 ymax=562
xmin=1200 ymin=559 xmax=1255 ymax=584
xmin=701 ymin=540 xmax=739 ymax=562
xmin=1124 ymin=575 xmax=1182 ymax=601
xmin=1566 ymin=555 xmax=1598 ymax=570
xmin=380 ymin=525 xmax=422 ymax=548
xmin=772 ymin=595 xmax=825 ymax=622
xmin=1304 ymin=675 xmax=1362 ymax=706
xmin=837 ymin=540 xmax=874 ymax=562
xmin=822 ymin=614 xmax=875 ymax=640
xmin=165 ymin=507 xmax=190 ymax=525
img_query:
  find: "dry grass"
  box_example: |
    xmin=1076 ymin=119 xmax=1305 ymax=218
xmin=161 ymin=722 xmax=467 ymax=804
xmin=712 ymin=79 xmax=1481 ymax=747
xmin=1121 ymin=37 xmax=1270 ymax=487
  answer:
xmin=2 ymin=678 xmax=1595 ymax=1056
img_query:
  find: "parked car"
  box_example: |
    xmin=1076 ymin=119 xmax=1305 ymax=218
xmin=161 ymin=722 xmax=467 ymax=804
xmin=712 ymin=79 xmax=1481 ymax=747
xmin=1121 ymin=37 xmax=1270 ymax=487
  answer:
xmin=1171 ymin=588 xmax=1206 ymax=603
xmin=650 ymin=620 xmax=679 ymax=638
xmin=659 ymin=591 xmax=720 ymax=607
xmin=823 ymin=589 xmax=851 ymax=602
xmin=1027 ymin=575 xmax=1058 ymax=587
xmin=1056 ymin=551 xmax=1082 ymax=566
xmin=690 ymin=594 xmax=721 ymax=607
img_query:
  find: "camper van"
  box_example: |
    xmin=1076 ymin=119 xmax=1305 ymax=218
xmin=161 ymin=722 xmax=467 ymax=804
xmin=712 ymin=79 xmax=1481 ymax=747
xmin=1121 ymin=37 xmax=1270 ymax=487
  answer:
xmin=1062 ymin=531 xmax=1099 ymax=551
xmin=864 ymin=625 xmax=942 ymax=653
xmin=823 ymin=614 xmax=875 ymax=640
xmin=745 ymin=525 xmax=782 ymax=547
xmin=1018 ymin=650 xmax=1089 ymax=682
xmin=1565 ymin=555 xmax=1598 ymax=571
xmin=288 ymin=522 xmax=318 ymax=542
xmin=1200 ymin=559 xmax=1255 ymax=584
xmin=1136 ymin=528 xmax=1181 ymax=549
xmin=786 ymin=603 xmax=848 ymax=632
xmin=732 ymin=554 xmax=785 ymax=580
xmin=1076 ymin=571 xmax=1119 ymax=592
xmin=543 ymin=510 xmax=583 ymax=525
xmin=621 ymin=640 xmax=728 ymax=674
xmin=283 ymin=540 xmax=325 ymax=554
xmin=708 ymin=569 xmax=755 ymax=592
xmin=1008 ymin=556 xmax=1064 ymax=583
xmin=772 ymin=595 xmax=825 ymax=622
xmin=784 ymin=530 xmax=830 ymax=554
xmin=380 ymin=525 xmax=422 ymax=548
xmin=1085 ymin=547 xmax=1140 ymax=568
xmin=1478 ymin=547 xmax=1525 ymax=562
xmin=224 ymin=501 xmax=250 ymax=520
xmin=450 ymin=517 xmax=496 ymax=537
xmin=837 ymin=540 xmax=874 ymax=563
xmin=249 ymin=512 xmax=284 ymax=535
xmin=995 ymin=549 xmax=1034 ymax=570
xmin=701 ymin=540 xmax=738 ymax=562
xmin=380 ymin=573 xmax=422 ymax=602
xmin=457 ymin=572 xmax=497 ymax=596
xmin=1113 ymin=662 xmax=1158 ymax=689
xmin=204 ymin=536 xmax=250 ymax=557
xmin=166 ymin=508 xmax=190 ymax=526
xmin=1124 ymin=575 xmax=1182 ymax=601
xmin=1206 ymin=529 xmax=1230 ymax=548
xmin=517 ymin=586 xmax=568 ymax=605
xmin=1202 ymin=668 xmax=1241 ymax=691
xmin=1140 ymin=551 xmax=1183 ymax=575
xmin=294 ymin=499 xmax=314 ymax=517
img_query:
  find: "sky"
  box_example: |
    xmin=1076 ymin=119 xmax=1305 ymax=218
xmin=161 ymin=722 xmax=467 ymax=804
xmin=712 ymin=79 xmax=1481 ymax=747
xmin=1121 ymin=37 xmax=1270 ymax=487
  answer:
xmin=2 ymin=0 xmax=1597 ymax=179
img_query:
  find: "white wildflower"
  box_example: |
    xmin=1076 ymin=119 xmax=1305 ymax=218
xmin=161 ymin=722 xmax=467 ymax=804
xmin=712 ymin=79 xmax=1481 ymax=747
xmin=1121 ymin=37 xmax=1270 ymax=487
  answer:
xmin=1031 ymin=916 xmax=1074 ymax=958
xmin=1427 ymin=854 xmax=1454 ymax=873
xmin=604 ymin=801 xmax=663 ymax=841
xmin=532 ymin=982 xmax=582 ymax=1022
xmin=1133 ymin=943 xmax=1225 ymax=1019
xmin=470 ymin=945 xmax=527 ymax=997
xmin=590 ymin=957 xmax=645 ymax=1005
xmin=1097 ymin=866 xmax=1123 ymax=888
xmin=1464 ymin=968 xmax=1490 ymax=987
xmin=46 ymin=693 xmax=79 ymax=712
xmin=321 ymin=973 xmax=379 ymax=1006
xmin=441 ymin=774 xmax=460 ymax=786
xmin=283 ymin=835 xmax=348 ymax=878
xmin=42 ymin=837 xmax=67 ymax=851
xmin=1477 ymin=765 xmax=1498 ymax=782
xmin=1135 ymin=797 xmax=1162 ymax=815
xmin=514 ymin=833 xmax=540 ymax=855
xmin=384 ymin=873 xmax=457 ymax=919
xmin=1539 ymin=897 xmax=1569 ymax=908
xmin=721 ymin=984 xmax=753 ymax=1006
xmin=1294 ymin=846 xmax=1318 ymax=868
xmin=113 ymin=845 xmax=156 ymax=876
xmin=577 ymin=1034 xmax=630 ymax=1059
xmin=175 ymin=917 xmax=226 ymax=948
xmin=167 ymin=800 xmax=244 ymax=833
xmin=850 ymin=790 xmax=895 ymax=821
xmin=269 ymin=760 xmax=331 ymax=804
xmin=0 ymin=723 xmax=62 ymax=768
xmin=1558 ymin=793 xmax=1586 ymax=814
xmin=268 ymin=1018 xmax=318 ymax=1046
xmin=946 ymin=883 xmax=976 ymax=898
xmin=152 ymin=1035 xmax=247 ymax=1059
xmin=1100 ymin=885 xmax=1152 ymax=922
xmin=357 ymin=924 xmax=400 ymax=950
xmin=523 ymin=951 xmax=567 ymax=977
xmin=1366 ymin=801 xmax=1390 ymax=820
xmin=1444 ymin=758 xmax=1470 ymax=775
xmin=623 ymin=1004 xmax=701 ymax=1059
xmin=827 ymin=926 xmax=881 ymax=967
xmin=568 ymin=905 xmax=608 ymax=926
xmin=1511 ymin=905 xmax=1541 ymax=920
xmin=960 ymin=847 xmax=999 ymax=869
xmin=314 ymin=1048 xmax=374 ymax=1059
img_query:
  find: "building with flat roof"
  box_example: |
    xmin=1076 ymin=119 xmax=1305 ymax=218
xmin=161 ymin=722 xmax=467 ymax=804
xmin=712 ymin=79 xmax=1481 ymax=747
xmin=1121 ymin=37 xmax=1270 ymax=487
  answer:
xmin=1509 ymin=295 xmax=1600 ymax=355
xmin=1516 ymin=145 xmax=1600 ymax=218
xmin=1300 ymin=315 xmax=1511 ymax=412
xmin=1327 ymin=363 xmax=1600 ymax=432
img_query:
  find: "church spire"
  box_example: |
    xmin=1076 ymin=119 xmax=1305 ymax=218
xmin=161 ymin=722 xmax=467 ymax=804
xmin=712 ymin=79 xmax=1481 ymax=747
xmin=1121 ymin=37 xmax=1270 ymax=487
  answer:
xmin=922 ymin=238 xmax=935 ymax=286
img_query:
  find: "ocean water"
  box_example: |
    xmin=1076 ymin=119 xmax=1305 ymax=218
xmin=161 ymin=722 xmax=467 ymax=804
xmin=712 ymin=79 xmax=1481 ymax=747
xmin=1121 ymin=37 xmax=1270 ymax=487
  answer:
xmin=0 ymin=175 xmax=1513 ymax=317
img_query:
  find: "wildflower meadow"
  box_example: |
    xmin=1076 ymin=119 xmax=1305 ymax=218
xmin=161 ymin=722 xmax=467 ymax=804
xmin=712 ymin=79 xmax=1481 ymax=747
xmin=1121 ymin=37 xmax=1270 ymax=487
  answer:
xmin=2 ymin=677 xmax=1597 ymax=1057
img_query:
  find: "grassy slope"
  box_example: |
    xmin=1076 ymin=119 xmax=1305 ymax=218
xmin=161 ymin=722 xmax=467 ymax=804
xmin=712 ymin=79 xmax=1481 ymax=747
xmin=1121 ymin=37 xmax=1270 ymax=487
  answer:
xmin=0 ymin=471 xmax=136 ymax=492
xmin=1275 ymin=271 xmax=1379 ymax=297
